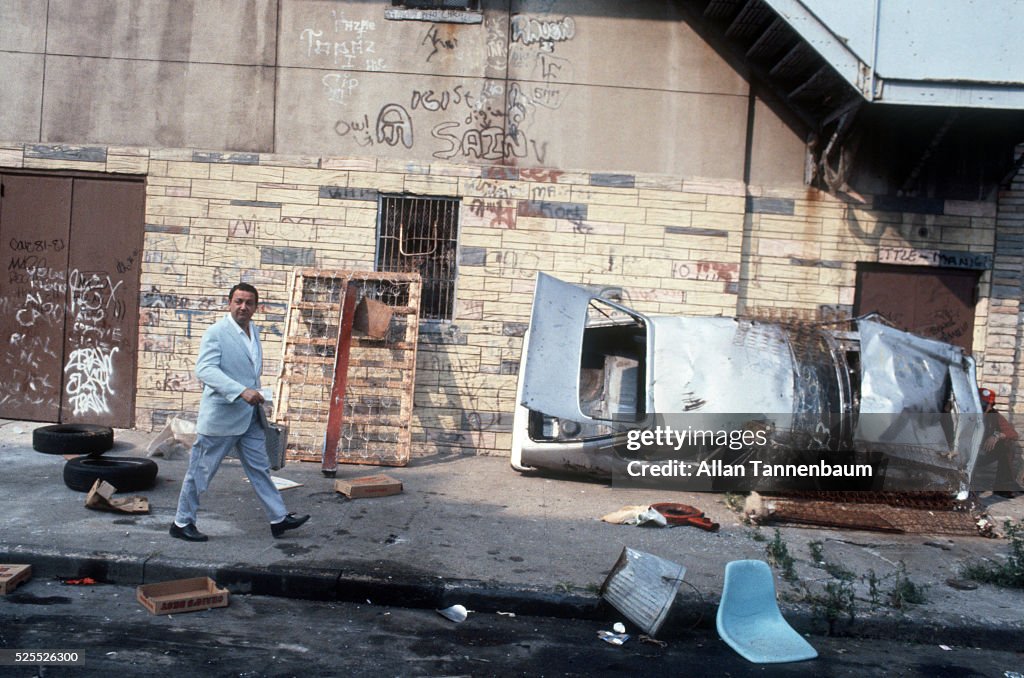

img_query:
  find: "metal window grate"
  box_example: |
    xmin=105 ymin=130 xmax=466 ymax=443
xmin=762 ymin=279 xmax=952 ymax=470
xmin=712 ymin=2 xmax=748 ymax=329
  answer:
xmin=377 ymin=195 xmax=459 ymax=321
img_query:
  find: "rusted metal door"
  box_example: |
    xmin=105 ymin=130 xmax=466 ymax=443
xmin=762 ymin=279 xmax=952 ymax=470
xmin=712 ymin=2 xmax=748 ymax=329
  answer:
xmin=0 ymin=174 xmax=72 ymax=421
xmin=61 ymin=179 xmax=144 ymax=427
xmin=0 ymin=173 xmax=143 ymax=426
xmin=855 ymin=264 xmax=979 ymax=351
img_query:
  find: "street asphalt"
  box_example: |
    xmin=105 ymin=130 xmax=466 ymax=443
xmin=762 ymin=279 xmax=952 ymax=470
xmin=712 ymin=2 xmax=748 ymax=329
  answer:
xmin=1 ymin=419 xmax=1022 ymax=649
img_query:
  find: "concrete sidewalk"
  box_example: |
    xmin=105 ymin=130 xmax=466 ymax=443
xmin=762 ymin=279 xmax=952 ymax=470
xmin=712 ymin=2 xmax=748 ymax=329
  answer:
xmin=1 ymin=419 xmax=1022 ymax=647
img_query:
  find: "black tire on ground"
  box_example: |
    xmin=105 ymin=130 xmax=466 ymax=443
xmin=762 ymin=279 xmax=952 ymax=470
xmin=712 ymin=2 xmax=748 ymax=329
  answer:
xmin=33 ymin=424 xmax=115 ymax=456
xmin=63 ymin=456 xmax=159 ymax=493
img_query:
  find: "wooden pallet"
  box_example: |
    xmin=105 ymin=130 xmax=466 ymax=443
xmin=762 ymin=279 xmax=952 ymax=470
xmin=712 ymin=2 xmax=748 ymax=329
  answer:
xmin=0 ymin=564 xmax=32 ymax=594
xmin=274 ymin=270 xmax=421 ymax=469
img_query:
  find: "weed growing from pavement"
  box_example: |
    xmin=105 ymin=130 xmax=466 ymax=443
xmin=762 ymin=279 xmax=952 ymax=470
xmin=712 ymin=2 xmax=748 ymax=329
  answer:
xmin=808 ymin=540 xmax=824 ymax=564
xmin=765 ymin=529 xmax=797 ymax=581
xmin=804 ymin=540 xmax=856 ymax=634
xmin=808 ymin=578 xmax=856 ymax=635
xmin=722 ymin=492 xmax=747 ymax=513
xmin=749 ymin=528 xmax=932 ymax=634
xmin=960 ymin=519 xmax=1024 ymax=588
xmin=888 ymin=561 xmax=928 ymax=608
xmin=864 ymin=569 xmax=883 ymax=607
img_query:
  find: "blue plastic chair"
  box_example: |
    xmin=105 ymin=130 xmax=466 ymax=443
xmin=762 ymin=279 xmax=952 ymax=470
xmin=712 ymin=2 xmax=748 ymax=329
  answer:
xmin=716 ymin=559 xmax=818 ymax=663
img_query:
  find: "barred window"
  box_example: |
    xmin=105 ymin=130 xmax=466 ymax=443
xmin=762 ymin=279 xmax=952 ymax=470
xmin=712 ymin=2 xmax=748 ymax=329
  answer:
xmin=376 ymin=195 xmax=459 ymax=321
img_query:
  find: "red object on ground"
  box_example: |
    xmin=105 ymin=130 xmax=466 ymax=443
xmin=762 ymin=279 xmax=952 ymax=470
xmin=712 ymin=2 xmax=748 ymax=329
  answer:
xmin=62 ymin=577 xmax=98 ymax=585
xmin=650 ymin=503 xmax=720 ymax=532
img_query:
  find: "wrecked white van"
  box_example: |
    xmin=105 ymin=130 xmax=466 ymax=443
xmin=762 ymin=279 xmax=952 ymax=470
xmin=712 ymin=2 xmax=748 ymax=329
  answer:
xmin=511 ymin=273 xmax=985 ymax=494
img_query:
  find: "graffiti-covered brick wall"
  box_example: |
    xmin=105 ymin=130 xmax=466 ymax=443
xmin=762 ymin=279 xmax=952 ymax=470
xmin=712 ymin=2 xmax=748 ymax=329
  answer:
xmin=131 ymin=150 xmax=752 ymax=456
xmin=0 ymin=141 xmax=1012 ymax=450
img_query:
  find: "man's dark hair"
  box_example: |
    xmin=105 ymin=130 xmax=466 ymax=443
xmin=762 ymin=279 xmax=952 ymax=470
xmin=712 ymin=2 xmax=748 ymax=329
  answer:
xmin=229 ymin=282 xmax=259 ymax=305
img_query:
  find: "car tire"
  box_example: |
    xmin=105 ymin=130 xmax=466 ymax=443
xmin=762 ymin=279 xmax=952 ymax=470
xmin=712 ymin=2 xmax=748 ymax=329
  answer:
xmin=33 ymin=424 xmax=115 ymax=456
xmin=63 ymin=456 xmax=159 ymax=493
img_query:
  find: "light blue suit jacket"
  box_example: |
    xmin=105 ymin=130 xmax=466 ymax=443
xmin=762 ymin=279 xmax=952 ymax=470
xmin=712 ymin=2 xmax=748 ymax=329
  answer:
xmin=194 ymin=314 xmax=264 ymax=436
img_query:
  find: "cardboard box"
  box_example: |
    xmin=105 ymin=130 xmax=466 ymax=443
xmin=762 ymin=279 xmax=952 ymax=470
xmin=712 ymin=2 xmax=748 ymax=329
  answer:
xmin=334 ymin=474 xmax=403 ymax=499
xmin=136 ymin=577 xmax=229 ymax=616
xmin=0 ymin=564 xmax=31 ymax=594
xmin=85 ymin=479 xmax=150 ymax=513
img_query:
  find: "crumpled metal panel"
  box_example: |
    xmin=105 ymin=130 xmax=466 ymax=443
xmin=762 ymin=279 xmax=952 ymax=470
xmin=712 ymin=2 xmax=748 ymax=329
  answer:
xmin=650 ymin=317 xmax=795 ymax=415
xmin=520 ymin=273 xmax=649 ymax=424
xmin=600 ymin=547 xmax=686 ymax=637
xmin=856 ymin=318 xmax=983 ymax=487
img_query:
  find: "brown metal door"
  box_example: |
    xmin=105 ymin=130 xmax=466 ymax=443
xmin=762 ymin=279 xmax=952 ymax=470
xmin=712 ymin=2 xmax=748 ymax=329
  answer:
xmin=62 ymin=179 xmax=145 ymax=427
xmin=855 ymin=264 xmax=979 ymax=351
xmin=0 ymin=174 xmax=72 ymax=421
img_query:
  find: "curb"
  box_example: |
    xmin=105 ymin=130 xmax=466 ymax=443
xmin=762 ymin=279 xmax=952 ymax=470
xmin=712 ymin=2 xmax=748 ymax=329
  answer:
xmin=3 ymin=545 xmax=1021 ymax=649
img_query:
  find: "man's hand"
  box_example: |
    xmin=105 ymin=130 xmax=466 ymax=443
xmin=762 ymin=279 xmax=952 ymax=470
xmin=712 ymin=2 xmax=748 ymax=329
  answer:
xmin=984 ymin=433 xmax=1000 ymax=452
xmin=240 ymin=388 xmax=265 ymax=405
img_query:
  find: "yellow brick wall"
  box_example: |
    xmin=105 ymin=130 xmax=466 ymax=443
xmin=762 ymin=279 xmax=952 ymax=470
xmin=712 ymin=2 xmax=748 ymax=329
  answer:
xmin=0 ymin=143 xmax=1012 ymax=449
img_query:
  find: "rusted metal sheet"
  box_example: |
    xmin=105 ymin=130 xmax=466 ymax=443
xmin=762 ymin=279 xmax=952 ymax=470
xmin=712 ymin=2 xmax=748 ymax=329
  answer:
xmin=62 ymin=178 xmax=144 ymax=427
xmin=745 ymin=493 xmax=981 ymax=535
xmin=322 ymin=282 xmax=357 ymax=474
xmin=275 ymin=270 xmax=421 ymax=468
xmin=0 ymin=174 xmax=72 ymax=421
xmin=0 ymin=174 xmax=143 ymax=427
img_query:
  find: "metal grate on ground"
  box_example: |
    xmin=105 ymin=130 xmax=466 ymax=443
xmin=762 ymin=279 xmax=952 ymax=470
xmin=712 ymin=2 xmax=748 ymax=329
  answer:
xmin=273 ymin=270 xmax=421 ymax=468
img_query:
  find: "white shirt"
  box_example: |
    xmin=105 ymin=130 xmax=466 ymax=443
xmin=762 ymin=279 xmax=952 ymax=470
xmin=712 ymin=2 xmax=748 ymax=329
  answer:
xmin=227 ymin=313 xmax=260 ymax=368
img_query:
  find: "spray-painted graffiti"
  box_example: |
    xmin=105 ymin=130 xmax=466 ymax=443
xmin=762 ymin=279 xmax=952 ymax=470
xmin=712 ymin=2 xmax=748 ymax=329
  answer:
xmin=312 ymin=6 xmax=575 ymax=165
xmin=432 ymin=122 xmax=529 ymax=162
xmin=300 ymin=7 xmax=383 ymax=71
xmin=64 ymin=346 xmax=119 ymax=416
xmin=510 ymin=15 xmax=576 ymax=50
xmin=671 ymin=261 xmax=738 ymax=283
xmin=422 ymin=25 xmax=458 ymax=62
xmin=15 ymin=293 xmax=63 ymax=328
xmin=334 ymin=104 xmax=414 ymax=148
xmin=377 ymin=104 xmax=414 ymax=148
xmin=484 ymin=17 xmax=508 ymax=69
xmin=334 ymin=114 xmax=374 ymax=146
xmin=483 ymin=250 xmax=541 ymax=279
xmin=467 ymin=200 xmax=517 ymax=230
xmin=322 ymin=73 xmax=360 ymax=105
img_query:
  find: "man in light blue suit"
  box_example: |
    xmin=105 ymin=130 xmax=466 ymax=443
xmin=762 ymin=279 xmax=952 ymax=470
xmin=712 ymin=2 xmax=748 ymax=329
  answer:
xmin=171 ymin=283 xmax=309 ymax=542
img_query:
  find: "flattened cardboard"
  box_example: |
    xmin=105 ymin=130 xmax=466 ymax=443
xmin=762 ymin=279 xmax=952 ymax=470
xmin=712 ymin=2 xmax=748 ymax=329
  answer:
xmin=334 ymin=474 xmax=403 ymax=499
xmin=137 ymin=577 xmax=229 ymax=616
xmin=0 ymin=564 xmax=31 ymax=595
xmin=85 ymin=479 xmax=150 ymax=514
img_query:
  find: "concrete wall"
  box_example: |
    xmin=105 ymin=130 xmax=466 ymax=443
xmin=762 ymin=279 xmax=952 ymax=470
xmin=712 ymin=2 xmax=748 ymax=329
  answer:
xmin=0 ymin=0 xmax=807 ymax=183
xmin=0 ymin=0 xmax=1018 ymax=452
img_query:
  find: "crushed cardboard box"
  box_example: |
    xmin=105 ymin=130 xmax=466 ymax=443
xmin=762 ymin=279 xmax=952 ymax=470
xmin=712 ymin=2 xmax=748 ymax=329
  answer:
xmin=334 ymin=474 xmax=403 ymax=499
xmin=85 ymin=479 xmax=150 ymax=514
xmin=0 ymin=564 xmax=31 ymax=595
xmin=137 ymin=577 xmax=229 ymax=615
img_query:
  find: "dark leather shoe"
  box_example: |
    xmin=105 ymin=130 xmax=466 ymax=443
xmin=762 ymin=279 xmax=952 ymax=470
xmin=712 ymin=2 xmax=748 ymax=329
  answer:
xmin=271 ymin=513 xmax=310 ymax=538
xmin=170 ymin=522 xmax=208 ymax=542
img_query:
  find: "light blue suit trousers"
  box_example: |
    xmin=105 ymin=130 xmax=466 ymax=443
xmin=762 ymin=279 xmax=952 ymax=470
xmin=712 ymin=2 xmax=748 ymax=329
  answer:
xmin=174 ymin=408 xmax=287 ymax=526
xmin=174 ymin=314 xmax=286 ymax=527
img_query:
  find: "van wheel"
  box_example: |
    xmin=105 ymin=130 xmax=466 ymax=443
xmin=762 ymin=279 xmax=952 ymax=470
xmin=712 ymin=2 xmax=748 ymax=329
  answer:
xmin=33 ymin=424 xmax=115 ymax=456
xmin=63 ymin=456 xmax=159 ymax=492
